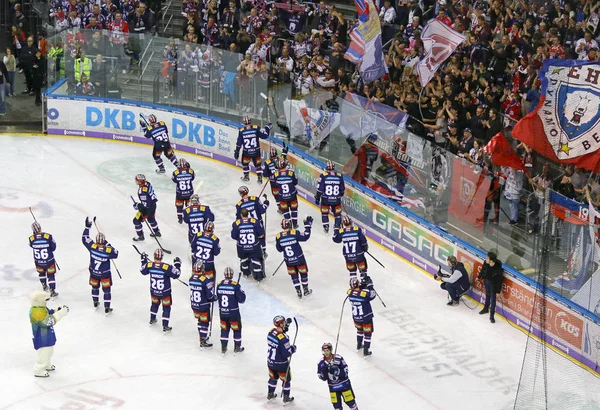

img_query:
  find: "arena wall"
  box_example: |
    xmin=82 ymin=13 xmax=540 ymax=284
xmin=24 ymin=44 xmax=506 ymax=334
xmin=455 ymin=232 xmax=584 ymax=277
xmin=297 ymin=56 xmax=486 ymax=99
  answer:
xmin=44 ymin=89 xmax=600 ymax=375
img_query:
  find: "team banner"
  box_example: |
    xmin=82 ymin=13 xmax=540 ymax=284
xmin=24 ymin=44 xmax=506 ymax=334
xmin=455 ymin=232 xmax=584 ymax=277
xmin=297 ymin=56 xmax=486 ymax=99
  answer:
xmin=512 ymin=60 xmax=600 ymax=171
xmin=416 ymin=20 xmax=466 ymax=87
xmin=344 ymin=92 xmax=408 ymax=129
xmin=448 ymin=157 xmax=490 ymax=228
xmin=282 ymin=99 xmax=341 ymax=149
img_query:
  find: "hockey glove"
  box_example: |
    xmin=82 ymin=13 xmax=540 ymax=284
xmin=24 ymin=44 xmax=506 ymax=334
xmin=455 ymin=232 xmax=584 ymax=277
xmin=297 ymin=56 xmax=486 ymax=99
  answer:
xmin=174 ymin=257 xmax=182 ymax=269
xmin=234 ymin=148 xmax=240 ymax=160
xmin=314 ymin=192 xmax=321 ymax=205
xmin=318 ymin=372 xmax=328 ymax=381
xmin=85 ymin=217 xmax=92 ymax=228
xmin=141 ymin=252 xmax=148 ymax=263
xmin=304 ymin=215 xmax=313 ymax=226
xmin=263 ymin=194 xmax=270 ymax=207
xmin=210 ymin=293 xmax=218 ymax=302
xmin=290 ymin=345 xmax=297 ymax=354
xmin=363 ymin=243 xmax=369 ymax=252
xmin=133 ymin=202 xmax=139 ymax=211
xmin=139 ymin=119 xmax=146 ymax=128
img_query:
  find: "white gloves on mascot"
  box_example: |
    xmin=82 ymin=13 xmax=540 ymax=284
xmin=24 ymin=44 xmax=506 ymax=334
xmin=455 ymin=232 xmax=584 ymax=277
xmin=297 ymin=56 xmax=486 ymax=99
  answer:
xmin=29 ymin=291 xmax=69 ymax=377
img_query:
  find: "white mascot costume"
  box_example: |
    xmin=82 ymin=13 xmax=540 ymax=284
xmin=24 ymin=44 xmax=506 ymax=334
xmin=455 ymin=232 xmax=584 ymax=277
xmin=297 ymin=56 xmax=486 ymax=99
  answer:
xmin=29 ymin=291 xmax=69 ymax=377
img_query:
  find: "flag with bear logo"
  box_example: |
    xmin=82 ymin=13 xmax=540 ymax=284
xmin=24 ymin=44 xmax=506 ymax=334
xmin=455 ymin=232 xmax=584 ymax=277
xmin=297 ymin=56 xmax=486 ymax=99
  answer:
xmin=512 ymin=60 xmax=600 ymax=171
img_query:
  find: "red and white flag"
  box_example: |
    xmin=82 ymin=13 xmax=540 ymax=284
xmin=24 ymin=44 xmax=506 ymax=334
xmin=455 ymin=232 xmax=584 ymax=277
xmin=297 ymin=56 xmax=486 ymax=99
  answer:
xmin=416 ymin=20 xmax=466 ymax=87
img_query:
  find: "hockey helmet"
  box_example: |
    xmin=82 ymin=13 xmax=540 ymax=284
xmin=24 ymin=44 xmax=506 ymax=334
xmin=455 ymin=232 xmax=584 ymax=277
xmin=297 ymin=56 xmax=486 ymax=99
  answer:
xmin=342 ymin=215 xmax=352 ymax=227
xmin=32 ymin=222 xmax=42 ymax=234
xmin=96 ymin=232 xmax=106 ymax=245
xmin=204 ymin=220 xmax=215 ymax=233
xmin=224 ymin=267 xmax=234 ymax=280
xmin=178 ymin=158 xmax=190 ymax=169
xmin=190 ymin=194 xmax=200 ymax=205
xmin=148 ymin=114 xmax=157 ymax=124
xmin=154 ymin=248 xmax=163 ymax=261
xmin=326 ymin=160 xmax=335 ymax=171
xmin=242 ymin=116 xmax=251 ymax=125
xmin=322 ymin=342 xmax=333 ymax=355
xmin=277 ymin=158 xmax=287 ymax=170
xmin=366 ymin=133 xmax=378 ymax=144
xmin=281 ymin=219 xmax=291 ymax=230
xmin=349 ymin=277 xmax=360 ymax=289
xmin=193 ymin=260 xmax=205 ymax=274
xmin=135 ymin=174 xmax=147 ymax=186
xmin=238 ymin=185 xmax=249 ymax=197
xmin=273 ymin=315 xmax=286 ymax=328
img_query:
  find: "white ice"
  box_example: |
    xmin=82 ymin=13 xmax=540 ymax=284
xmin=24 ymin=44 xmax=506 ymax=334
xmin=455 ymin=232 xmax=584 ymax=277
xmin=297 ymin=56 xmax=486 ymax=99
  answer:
xmin=0 ymin=135 xmax=587 ymax=410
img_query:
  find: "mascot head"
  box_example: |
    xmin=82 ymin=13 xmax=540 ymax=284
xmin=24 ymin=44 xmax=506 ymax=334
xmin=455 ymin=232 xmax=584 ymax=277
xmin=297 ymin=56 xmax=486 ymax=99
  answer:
xmin=30 ymin=291 xmax=50 ymax=307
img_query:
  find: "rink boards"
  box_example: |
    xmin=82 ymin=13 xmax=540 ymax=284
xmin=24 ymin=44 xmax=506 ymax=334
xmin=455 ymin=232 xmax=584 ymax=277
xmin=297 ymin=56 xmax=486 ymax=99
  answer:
xmin=44 ymin=90 xmax=600 ymax=376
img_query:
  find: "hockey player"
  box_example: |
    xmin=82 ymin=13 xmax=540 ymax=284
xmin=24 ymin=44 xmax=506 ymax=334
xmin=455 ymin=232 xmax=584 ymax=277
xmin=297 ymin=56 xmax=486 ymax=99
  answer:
xmin=82 ymin=217 xmax=119 ymax=315
xmin=29 ymin=222 xmax=58 ymax=297
xmin=189 ymin=260 xmax=217 ymax=348
xmin=434 ymin=256 xmax=471 ymax=306
xmin=273 ymin=158 xmax=299 ymax=228
xmin=183 ymin=194 xmax=215 ymax=244
xmin=267 ymin=315 xmax=296 ymax=404
xmin=236 ymin=185 xmax=269 ymax=258
xmin=262 ymin=143 xmax=289 ymax=212
xmin=216 ymin=267 xmax=247 ymax=354
xmin=29 ymin=291 xmax=69 ymax=377
xmin=171 ymin=158 xmax=195 ymax=224
xmin=191 ymin=220 xmax=221 ymax=282
xmin=234 ymin=116 xmax=271 ymax=183
xmin=140 ymin=249 xmax=182 ymax=332
xmin=140 ymin=114 xmax=178 ymax=174
xmin=348 ymin=276 xmax=376 ymax=356
xmin=332 ymin=216 xmax=369 ymax=279
xmin=315 ymin=160 xmax=345 ymax=234
xmin=275 ymin=216 xmax=314 ymax=299
xmin=132 ymin=174 xmax=161 ymax=241
xmin=231 ymin=208 xmax=266 ymax=281
xmin=317 ymin=343 xmax=359 ymax=410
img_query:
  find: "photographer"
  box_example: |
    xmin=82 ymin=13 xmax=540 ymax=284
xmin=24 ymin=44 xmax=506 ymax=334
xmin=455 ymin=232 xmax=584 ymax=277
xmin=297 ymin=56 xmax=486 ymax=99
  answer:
xmin=435 ymin=256 xmax=470 ymax=306
xmin=477 ymin=251 xmax=503 ymax=323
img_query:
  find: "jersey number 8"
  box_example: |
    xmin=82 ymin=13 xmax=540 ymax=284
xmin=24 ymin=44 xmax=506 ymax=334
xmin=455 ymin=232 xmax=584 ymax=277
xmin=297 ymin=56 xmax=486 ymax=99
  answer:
xmin=221 ymin=295 xmax=229 ymax=307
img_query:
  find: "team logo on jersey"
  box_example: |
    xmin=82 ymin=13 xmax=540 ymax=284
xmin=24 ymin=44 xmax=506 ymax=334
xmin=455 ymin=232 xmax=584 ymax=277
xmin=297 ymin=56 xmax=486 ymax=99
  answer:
xmin=540 ymin=64 xmax=600 ymax=159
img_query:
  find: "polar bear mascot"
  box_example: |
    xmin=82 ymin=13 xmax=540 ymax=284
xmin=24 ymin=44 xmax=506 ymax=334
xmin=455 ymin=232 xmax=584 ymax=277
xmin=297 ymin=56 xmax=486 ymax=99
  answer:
xmin=29 ymin=291 xmax=69 ymax=377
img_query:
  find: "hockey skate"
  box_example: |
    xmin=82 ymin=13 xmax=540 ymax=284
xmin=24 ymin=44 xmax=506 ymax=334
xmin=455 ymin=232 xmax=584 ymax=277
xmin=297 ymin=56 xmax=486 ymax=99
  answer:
xmin=234 ymin=345 xmax=245 ymax=354
xmin=93 ymin=301 xmax=99 ymax=310
xmin=42 ymin=284 xmax=48 ymax=292
xmin=267 ymin=392 xmax=277 ymax=401
xmin=178 ymin=215 xmax=183 ymax=224
xmin=46 ymin=365 xmax=56 ymax=371
xmin=283 ymin=393 xmax=295 ymax=404
xmin=163 ymin=325 xmax=172 ymax=333
xmin=133 ymin=233 xmax=145 ymax=242
xmin=303 ymin=287 xmax=312 ymax=297
xmin=277 ymin=208 xmax=284 ymax=215
xmin=323 ymin=225 xmax=329 ymax=234
xmin=149 ymin=318 xmax=157 ymax=325
xmin=105 ymin=307 xmax=113 ymax=316
xmin=257 ymin=175 xmax=263 ymax=184
xmin=221 ymin=345 xmax=227 ymax=354
xmin=149 ymin=230 xmax=161 ymax=238
xmin=363 ymin=347 xmax=372 ymax=356
xmin=263 ymin=249 xmax=268 ymax=259
xmin=156 ymin=167 xmax=166 ymax=174
xmin=240 ymin=175 xmax=250 ymax=182
xmin=296 ymin=288 xmax=303 ymax=299
xmin=49 ymin=289 xmax=58 ymax=298
xmin=357 ymin=340 xmax=363 ymax=350
xmin=200 ymin=338 xmax=213 ymax=348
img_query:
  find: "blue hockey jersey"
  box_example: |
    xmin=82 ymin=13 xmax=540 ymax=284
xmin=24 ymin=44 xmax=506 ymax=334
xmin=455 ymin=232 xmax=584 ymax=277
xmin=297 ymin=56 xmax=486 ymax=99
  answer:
xmin=183 ymin=205 xmax=215 ymax=238
xmin=262 ymin=158 xmax=278 ymax=182
xmin=348 ymin=288 xmax=376 ymax=323
xmin=191 ymin=232 xmax=221 ymax=265
xmin=143 ymin=121 xmax=170 ymax=143
xmin=231 ymin=218 xmax=264 ymax=252
xmin=236 ymin=124 xmax=270 ymax=156
xmin=172 ymin=168 xmax=195 ymax=198
xmin=273 ymin=169 xmax=298 ymax=201
xmin=316 ymin=171 xmax=345 ymax=205
xmin=317 ymin=354 xmax=352 ymax=391
xmin=138 ymin=182 xmax=158 ymax=209
xmin=267 ymin=328 xmax=294 ymax=367
xmin=29 ymin=233 xmax=57 ymax=267
xmin=216 ymin=279 xmax=246 ymax=318
xmin=275 ymin=227 xmax=311 ymax=265
xmin=189 ymin=273 xmax=216 ymax=312
xmin=236 ymin=196 xmax=267 ymax=221
xmin=82 ymin=227 xmax=119 ymax=276
xmin=332 ymin=226 xmax=368 ymax=262
xmin=140 ymin=261 xmax=181 ymax=297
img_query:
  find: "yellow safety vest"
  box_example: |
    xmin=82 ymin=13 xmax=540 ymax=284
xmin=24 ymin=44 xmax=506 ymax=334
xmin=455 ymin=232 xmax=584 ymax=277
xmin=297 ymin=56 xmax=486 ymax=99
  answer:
xmin=74 ymin=57 xmax=91 ymax=82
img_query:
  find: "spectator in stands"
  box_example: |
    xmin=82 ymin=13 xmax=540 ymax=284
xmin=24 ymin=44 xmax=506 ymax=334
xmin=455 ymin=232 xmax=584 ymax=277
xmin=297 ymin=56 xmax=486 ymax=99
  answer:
xmin=3 ymin=48 xmax=16 ymax=97
xmin=19 ymin=36 xmax=37 ymax=95
xmin=66 ymin=11 xmax=80 ymax=30
xmin=75 ymin=73 xmax=95 ymax=96
xmin=91 ymin=54 xmax=108 ymax=97
xmin=131 ymin=3 xmax=155 ymax=34
xmin=502 ymin=166 xmax=524 ymax=225
xmin=0 ymin=57 xmax=9 ymax=116
xmin=554 ymin=168 xmax=576 ymax=200
xmin=477 ymin=251 xmax=503 ymax=324
xmin=47 ymin=39 xmax=65 ymax=84
xmin=88 ymin=31 xmax=108 ymax=57
xmin=527 ymin=164 xmax=552 ymax=234
xmin=571 ymin=167 xmax=588 ymax=199
xmin=273 ymin=47 xmax=293 ymax=84
xmin=184 ymin=26 xmax=199 ymax=43
xmin=576 ymin=31 xmax=598 ymax=60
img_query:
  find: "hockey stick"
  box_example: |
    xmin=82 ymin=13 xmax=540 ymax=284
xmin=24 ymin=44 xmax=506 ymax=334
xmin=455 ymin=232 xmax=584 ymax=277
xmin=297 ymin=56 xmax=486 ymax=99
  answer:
xmin=258 ymin=179 xmax=270 ymax=198
xmin=260 ymin=92 xmax=271 ymax=123
xmin=130 ymin=195 xmax=172 ymax=254
xmin=93 ymin=218 xmax=122 ymax=279
xmin=366 ymin=251 xmax=386 ymax=269
xmin=282 ymin=317 xmax=299 ymax=397
xmin=29 ymin=207 xmax=61 ymax=271
xmin=139 ymin=112 xmax=149 ymax=127
xmin=208 ymin=271 xmax=217 ymax=339
xmin=132 ymin=244 xmax=188 ymax=287
xmin=272 ymin=259 xmax=286 ymax=276
xmin=334 ymin=295 xmax=349 ymax=356
xmin=374 ymin=289 xmax=387 ymax=308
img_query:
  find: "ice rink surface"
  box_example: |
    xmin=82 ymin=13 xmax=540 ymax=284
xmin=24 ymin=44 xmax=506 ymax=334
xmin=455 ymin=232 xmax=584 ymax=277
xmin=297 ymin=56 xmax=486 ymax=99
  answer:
xmin=0 ymin=135 xmax=566 ymax=410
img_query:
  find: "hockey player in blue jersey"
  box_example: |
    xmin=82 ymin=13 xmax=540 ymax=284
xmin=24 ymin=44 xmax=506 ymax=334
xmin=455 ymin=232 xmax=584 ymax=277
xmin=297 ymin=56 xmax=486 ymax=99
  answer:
xmin=332 ymin=216 xmax=369 ymax=280
xmin=140 ymin=114 xmax=178 ymax=174
xmin=189 ymin=260 xmax=217 ymax=348
xmin=29 ymin=222 xmax=58 ymax=297
xmin=183 ymin=194 xmax=215 ymax=244
xmin=236 ymin=185 xmax=269 ymax=258
xmin=191 ymin=220 xmax=221 ymax=282
xmin=231 ymin=208 xmax=266 ymax=281
xmin=234 ymin=116 xmax=271 ymax=183
xmin=348 ymin=277 xmax=376 ymax=356
xmin=140 ymin=249 xmax=182 ymax=332
xmin=275 ymin=216 xmax=314 ymax=299
xmin=267 ymin=315 xmax=296 ymax=404
xmin=132 ymin=174 xmax=161 ymax=242
xmin=315 ymin=160 xmax=346 ymax=234
xmin=262 ymin=144 xmax=288 ymax=213
xmin=216 ymin=267 xmax=247 ymax=354
xmin=273 ymin=158 xmax=299 ymax=228
xmin=171 ymin=158 xmax=195 ymax=224
xmin=82 ymin=217 xmax=119 ymax=315
xmin=317 ymin=343 xmax=359 ymax=410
